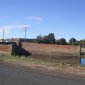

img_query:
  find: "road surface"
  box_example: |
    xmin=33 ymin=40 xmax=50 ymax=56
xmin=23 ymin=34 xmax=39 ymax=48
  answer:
xmin=0 ymin=62 xmax=85 ymax=85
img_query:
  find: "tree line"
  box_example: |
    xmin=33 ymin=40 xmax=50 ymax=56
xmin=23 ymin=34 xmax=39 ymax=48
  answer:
xmin=31 ymin=33 xmax=85 ymax=46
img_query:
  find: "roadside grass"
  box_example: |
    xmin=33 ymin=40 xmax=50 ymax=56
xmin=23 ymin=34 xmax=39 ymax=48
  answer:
xmin=0 ymin=54 xmax=57 ymax=66
xmin=0 ymin=54 xmax=78 ymax=67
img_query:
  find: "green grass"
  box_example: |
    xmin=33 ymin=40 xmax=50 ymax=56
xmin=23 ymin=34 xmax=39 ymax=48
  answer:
xmin=0 ymin=54 xmax=55 ymax=66
xmin=0 ymin=54 xmax=77 ymax=67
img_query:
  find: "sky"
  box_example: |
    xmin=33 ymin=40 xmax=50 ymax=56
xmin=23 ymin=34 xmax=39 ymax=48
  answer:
xmin=0 ymin=0 xmax=85 ymax=41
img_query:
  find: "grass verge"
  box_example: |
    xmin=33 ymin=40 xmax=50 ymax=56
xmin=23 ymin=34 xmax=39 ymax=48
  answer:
xmin=0 ymin=54 xmax=58 ymax=67
xmin=1 ymin=53 xmax=85 ymax=80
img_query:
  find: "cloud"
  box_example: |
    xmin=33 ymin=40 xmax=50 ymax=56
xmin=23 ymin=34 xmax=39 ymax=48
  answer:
xmin=14 ymin=25 xmax=30 ymax=29
xmin=0 ymin=24 xmax=30 ymax=34
xmin=26 ymin=16 xmax=43 ymax=22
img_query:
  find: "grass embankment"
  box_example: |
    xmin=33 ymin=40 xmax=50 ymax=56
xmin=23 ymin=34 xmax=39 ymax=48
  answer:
xmin=0 ymin=54 xmax=58 ymax=67
xmin=0 ymin=54 xmax=79 ymax=66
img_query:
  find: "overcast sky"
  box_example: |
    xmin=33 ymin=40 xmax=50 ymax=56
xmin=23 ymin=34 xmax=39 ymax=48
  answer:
xmin=0 ymin=0 xmax=85 ymax=41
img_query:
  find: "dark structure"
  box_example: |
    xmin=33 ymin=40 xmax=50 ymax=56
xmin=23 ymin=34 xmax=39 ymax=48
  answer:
xmin=0 ymin=41 xmax=31 ymax=57
xmin=11 ymin=42 xmax=31 ymax=57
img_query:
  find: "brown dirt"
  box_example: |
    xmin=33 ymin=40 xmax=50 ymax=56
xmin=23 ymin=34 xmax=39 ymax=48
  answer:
xmin=22 ymin=43 xmax=80 ymax=55
xmin=0 ymin=44 xmax=12 ymax=53
xmin=2 ymin=59 xmax=85 ymax=80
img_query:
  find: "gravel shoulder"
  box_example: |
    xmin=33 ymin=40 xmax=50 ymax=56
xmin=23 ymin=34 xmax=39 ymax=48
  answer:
xmin=0 ymin=58 xmax=85 ymax=81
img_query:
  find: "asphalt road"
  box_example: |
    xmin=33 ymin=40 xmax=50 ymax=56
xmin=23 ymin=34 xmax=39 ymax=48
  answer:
xmin=0 ymin=62 xmax=85 ymax=85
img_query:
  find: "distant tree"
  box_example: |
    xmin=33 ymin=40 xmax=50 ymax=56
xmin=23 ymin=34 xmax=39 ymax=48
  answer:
xmin=43 ymin=35 xmax=49 ymax=44
xmin=47 ymin=33 xmax=55 ymax=44
xmin=43 ymin=33 xmax=55 ymax=44
xmin=60 ymin=38 xmax=67 ymax=45
xmin=55 ymin=39 xmax=60 ymax=44
xmin=75 ymin=41 xmax=80 ymax=45
xmin=35 ymin=33 xmax=55 ymax=44
xmin=56 ymin=38 xmax=67 ymax=45
xmin=69 ymin=38 xmax=76 ymax=45
xmin=80 ymin=40 xmax=85 ymax=45
xmin=36 ymin=35 xmax=43 ymax=43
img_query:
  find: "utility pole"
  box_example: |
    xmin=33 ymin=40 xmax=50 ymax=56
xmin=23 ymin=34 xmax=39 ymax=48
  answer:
xmin=3 ymin=28 xmax=4 ymax=41
xmin=24 ymin=27 xmax=28 ymax=42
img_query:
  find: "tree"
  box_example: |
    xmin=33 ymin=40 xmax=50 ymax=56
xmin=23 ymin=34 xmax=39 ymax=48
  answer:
xmin=36 ymin=35 xmax=43 ymax=43
xmin=36 ymin=33 xmax=55 ymax=44
xmin=80 ymin=40 xmax=85 ymax=45
xmin=69 ymin=38 xmax=76 ymax=45
xmin=47 ymin=33 xmax=55 ymax=44
xmin=43 ymin=33 xmax=55 ymax=44
xmin=60 ymin=38 xmax=67 ymax=45
xmin=55 ymin=39 xmax=60 ymax=44
xmin=56 ymin=38 xmax=67 ymax=45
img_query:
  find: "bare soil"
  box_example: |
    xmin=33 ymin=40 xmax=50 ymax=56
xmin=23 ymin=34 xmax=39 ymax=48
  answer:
xmin=1 ymin=59 xmax=85 ymax=80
